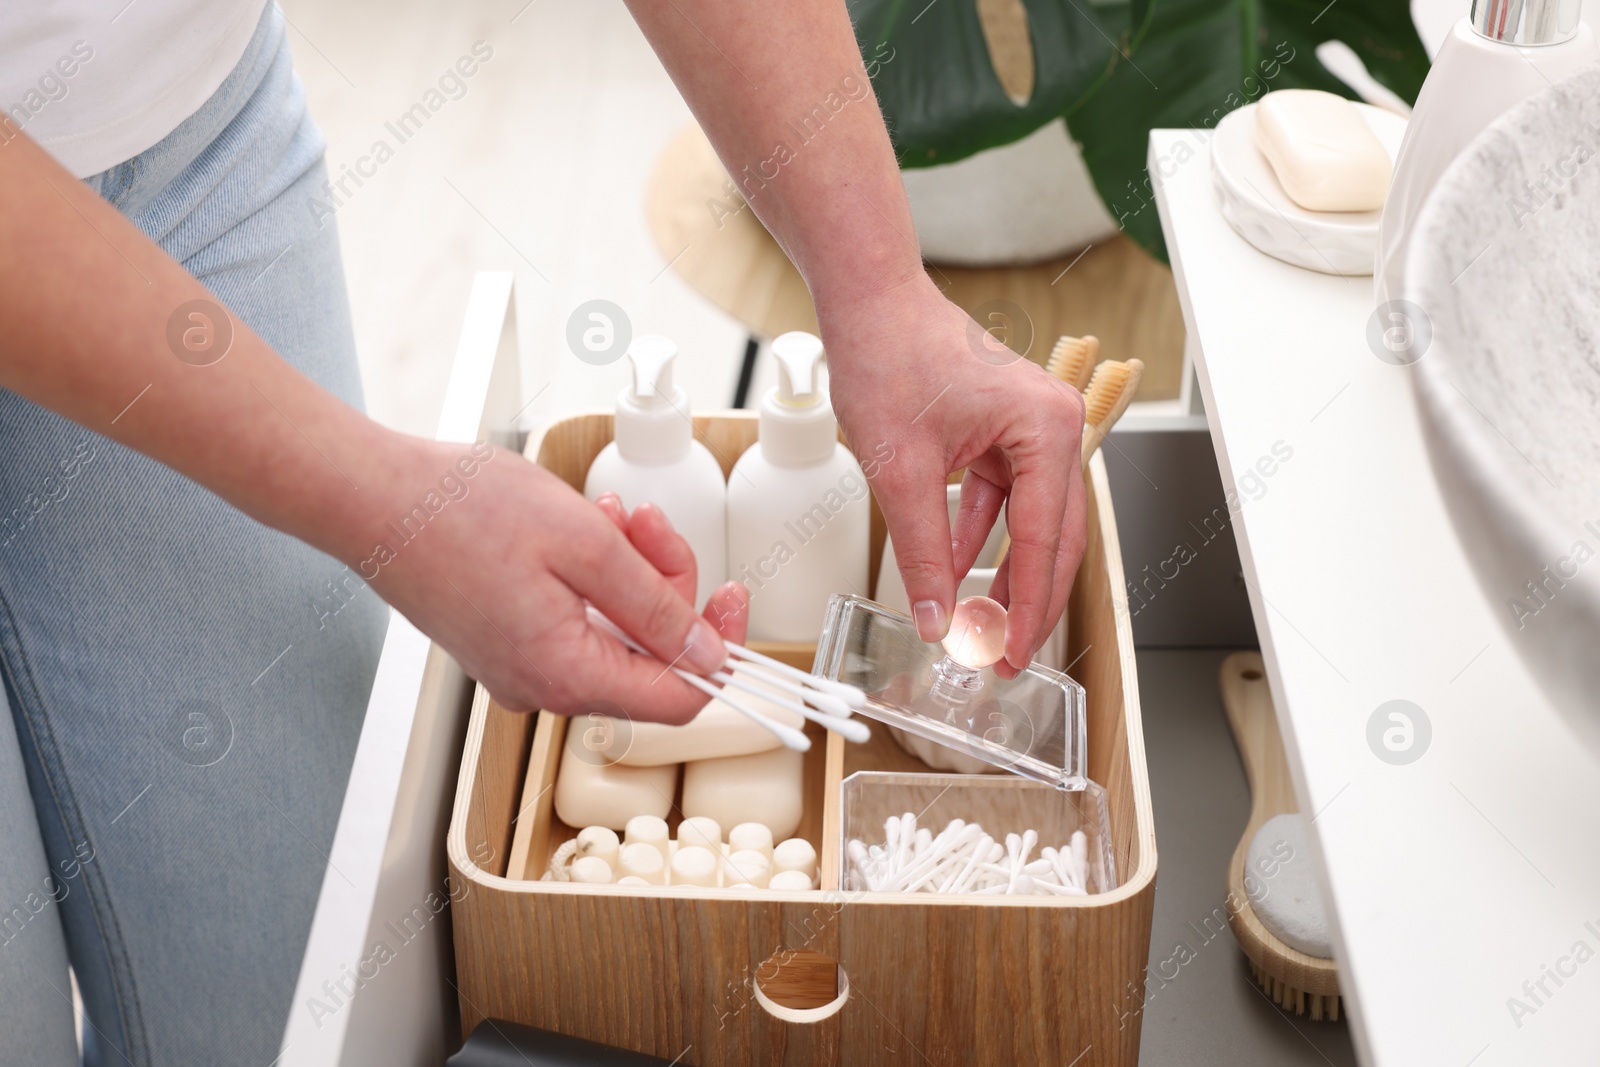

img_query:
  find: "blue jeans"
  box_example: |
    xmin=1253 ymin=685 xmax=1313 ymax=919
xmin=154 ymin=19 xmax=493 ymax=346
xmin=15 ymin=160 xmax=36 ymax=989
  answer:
xmin=0 ymin=5 xmax=387 ymax=1064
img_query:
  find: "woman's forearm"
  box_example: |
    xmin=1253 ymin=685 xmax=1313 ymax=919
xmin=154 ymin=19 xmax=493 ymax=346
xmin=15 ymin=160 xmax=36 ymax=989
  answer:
xmin=0 ymin=129 xmax=398 ymax=563
xmin=627 ymin=4 xmax=1087 ymax=660
xmin=624 ymin=0 xmax=927 ymax=322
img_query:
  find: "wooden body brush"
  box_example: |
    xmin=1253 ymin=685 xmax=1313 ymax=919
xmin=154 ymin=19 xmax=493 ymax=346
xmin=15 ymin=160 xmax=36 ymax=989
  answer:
xmin=1220 ymin=651 xmax=1341 ymax=1020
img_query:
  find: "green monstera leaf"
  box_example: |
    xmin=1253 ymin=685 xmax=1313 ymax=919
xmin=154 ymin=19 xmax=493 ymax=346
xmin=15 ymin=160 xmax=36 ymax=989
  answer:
xmin=849 ymin=0 xmax=1132 ymax=166
xmin=850 ymin=0 xmax=1431 ymax=260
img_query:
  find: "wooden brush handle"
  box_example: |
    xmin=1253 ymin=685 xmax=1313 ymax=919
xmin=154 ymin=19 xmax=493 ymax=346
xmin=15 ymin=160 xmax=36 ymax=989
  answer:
xmin=1221 ymin=651 xmax=1298 ymax=831
xmin=1220 ymin=652 xmax=1340 ymax=995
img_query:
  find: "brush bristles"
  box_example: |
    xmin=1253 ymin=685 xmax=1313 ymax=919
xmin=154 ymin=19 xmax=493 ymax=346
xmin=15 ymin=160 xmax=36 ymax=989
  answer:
xmin=1083 ymin=360 xmax=1135 ymax=427
xmin=1046 ymin=335 xmax=1098 ymax=391
xmin=1249 ymin=960 xmax=1341 ymax=1022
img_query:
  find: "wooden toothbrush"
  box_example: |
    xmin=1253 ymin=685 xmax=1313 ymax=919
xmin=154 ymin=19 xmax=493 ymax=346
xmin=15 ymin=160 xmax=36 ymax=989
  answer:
xmin=1078 ymin=357 xmax=1143 ymax=464
xmin=1046 ymin=333 xmax=1099 ymax=392
xmin=995 ymin=343 xmax=1140 ymax=564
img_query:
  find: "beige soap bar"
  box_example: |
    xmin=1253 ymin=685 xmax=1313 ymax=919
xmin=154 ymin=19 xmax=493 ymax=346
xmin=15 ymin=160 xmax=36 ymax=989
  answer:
xmin=602 ymin=671 xmax=803 ymax=767
xmin=552 ymin=741 xmax=677 ymax=831
xmin=1254 ymin=89 xmax=1391 ymax=212
xmin=682 ymin=746 xmax=805 ymax=841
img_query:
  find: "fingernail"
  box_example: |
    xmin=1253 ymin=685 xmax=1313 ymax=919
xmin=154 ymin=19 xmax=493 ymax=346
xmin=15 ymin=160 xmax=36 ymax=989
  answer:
xmin=683 ymin=620 xmax=727 ymax=673
xmin=638 ymin=502 xmax=674 ymax=532
xmin=912 ymin=599 xmax=948 ymax=642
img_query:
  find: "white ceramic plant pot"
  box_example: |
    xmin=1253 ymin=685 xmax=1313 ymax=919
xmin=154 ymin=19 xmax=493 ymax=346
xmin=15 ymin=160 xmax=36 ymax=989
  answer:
xmin=902 ymin=119 xmax=1120 ymax=267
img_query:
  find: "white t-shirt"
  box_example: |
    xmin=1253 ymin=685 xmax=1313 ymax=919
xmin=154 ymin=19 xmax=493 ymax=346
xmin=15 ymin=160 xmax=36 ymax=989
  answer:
xmin=1 ymin=0 xmax=267 ymax=178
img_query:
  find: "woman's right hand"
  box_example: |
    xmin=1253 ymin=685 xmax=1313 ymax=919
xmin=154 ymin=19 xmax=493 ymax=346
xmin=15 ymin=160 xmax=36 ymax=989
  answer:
xmin=352 ymin=434 xmax=748 ymax=723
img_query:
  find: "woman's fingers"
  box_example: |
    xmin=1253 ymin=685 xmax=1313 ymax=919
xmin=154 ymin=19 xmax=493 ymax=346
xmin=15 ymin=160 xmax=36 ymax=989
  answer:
xmin=624 ymin=502 xmax=699 ymax=606
xmin=558 ymin=581 xmax=750 ymax=725
xmin=871 ymin=450 xmax=956 ymax=641
xmin=952 ymin=469 xmax=1006 ymax=579
xmin=556 ymin=510 xmax=726 ymax=676
xmin=702 ymin=580 xmax=750 ymax=644
xmin=593 ymin=491 xmax=628 ymax=532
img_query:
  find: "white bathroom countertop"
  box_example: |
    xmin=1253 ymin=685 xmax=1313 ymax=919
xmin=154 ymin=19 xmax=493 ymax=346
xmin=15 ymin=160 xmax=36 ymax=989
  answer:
xmin=1150 ymin=129 xmax=1600 ymax=1066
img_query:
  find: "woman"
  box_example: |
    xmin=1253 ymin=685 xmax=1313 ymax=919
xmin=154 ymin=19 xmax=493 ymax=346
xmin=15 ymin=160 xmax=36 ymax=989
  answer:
xmin=0 ymin=1 xmax=1087 ymax=1062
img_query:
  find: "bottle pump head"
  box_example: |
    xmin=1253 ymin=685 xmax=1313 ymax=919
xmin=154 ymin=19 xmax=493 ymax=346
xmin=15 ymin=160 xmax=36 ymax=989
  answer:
xmin=614 ymin=334 xmax=691 ymax=462
xmin=627 ymin=334 xmax=677 ymax=403
xmin=760 ymin=332 xmax=837 ymax=466
xmin=1470 ymin=0 xmax=1580 ymax=44
xmin=773 ymin=331 xmax=825 ymax=406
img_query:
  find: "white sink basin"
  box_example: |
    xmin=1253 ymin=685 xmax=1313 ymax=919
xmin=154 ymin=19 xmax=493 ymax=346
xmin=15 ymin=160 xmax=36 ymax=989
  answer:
xmin=1409 ymin=64 xmax=1600 ymax=752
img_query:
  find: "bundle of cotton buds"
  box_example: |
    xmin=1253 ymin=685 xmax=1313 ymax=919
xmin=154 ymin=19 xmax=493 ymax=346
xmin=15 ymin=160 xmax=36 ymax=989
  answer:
xmin=845 ymin=813 xmax=1092 ymax=896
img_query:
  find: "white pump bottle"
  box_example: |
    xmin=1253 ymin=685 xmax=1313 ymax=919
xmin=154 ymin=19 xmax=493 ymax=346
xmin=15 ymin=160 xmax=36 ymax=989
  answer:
xmin=584 ymin=334 xmax=728 ymax=608
xmin=727 ymin=332 xmax=871 ymax=643
xmin=1375 ymin=0 xmax=1597 ymax=305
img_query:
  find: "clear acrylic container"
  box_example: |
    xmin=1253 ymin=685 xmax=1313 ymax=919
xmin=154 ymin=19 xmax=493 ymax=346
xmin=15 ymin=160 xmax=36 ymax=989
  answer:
xmin=814 ymin=594 xmax=1088 ymax=789
xmin=839 ymin=772 xmax=1117 ymax=895
xmin=815 ymin=595 xmax=1118 ymax=895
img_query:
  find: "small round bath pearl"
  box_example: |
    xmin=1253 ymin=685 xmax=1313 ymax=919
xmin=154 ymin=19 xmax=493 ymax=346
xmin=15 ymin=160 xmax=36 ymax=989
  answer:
xmin=769 ymin=869 xmax=813 ymax=891
xmin=618 ymin=842 xmax=666 ymax=885
xmin=576 ymin=826 xmax=619 ymax=868
xmin=942 ymin=596 xmax=1008 ymax=669
xmin=570 ymin=856 xmax=614 ymax=884
xmin=678 ymin=816 xmax=723 ymax=851
xmin=772 ymin=838 xmax=818 ymax=880
xmin=624 ymin=815 xmax=670 ymax=862
xmin=728 ymin=822 xmax=774 ymax=858
xmin=670 ymin=845 xmax=720 ymax=887
xmin=724 ymin=849 xmax=771 ymax=889
xmin=617 ymin=875 xmax=650 ymax=886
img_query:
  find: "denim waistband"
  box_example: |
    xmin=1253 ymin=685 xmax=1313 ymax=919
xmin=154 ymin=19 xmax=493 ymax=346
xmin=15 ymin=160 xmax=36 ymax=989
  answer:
xmin=84 ymin=2 xmax=288 ymax=217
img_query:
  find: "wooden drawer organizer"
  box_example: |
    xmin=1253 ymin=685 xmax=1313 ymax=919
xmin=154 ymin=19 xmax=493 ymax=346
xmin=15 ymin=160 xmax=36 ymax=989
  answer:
xmin=447 ymin=411 xmax=1157 ymax=1066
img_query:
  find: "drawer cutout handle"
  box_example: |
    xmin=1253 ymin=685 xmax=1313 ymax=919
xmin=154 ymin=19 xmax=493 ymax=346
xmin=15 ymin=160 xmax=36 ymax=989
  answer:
xmin=751 ymin=948 xmax=850 ymax=1024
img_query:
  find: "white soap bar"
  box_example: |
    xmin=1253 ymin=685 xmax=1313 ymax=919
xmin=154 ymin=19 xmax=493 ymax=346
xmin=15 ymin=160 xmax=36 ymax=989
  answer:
xmin=602 ymin=672 xmax=804 ymax=767
xmin=1254 ymin=90 xmax=1391 ymax=212
xmin=553 ymin=742 xmax=677 ymax=831
xmin=682 ymin=746 xmax=805 ymax=841
xmin=772 ymin=838 xmax=818 ymax=880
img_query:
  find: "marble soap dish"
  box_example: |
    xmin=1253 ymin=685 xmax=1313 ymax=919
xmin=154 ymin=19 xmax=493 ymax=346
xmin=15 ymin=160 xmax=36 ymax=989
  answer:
xmin=1210 ymin=101 xmax=1407 ymax=276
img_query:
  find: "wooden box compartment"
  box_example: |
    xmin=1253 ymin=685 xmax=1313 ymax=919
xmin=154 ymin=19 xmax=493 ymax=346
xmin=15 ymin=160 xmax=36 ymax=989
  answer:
xmin=447 ymin=412 xmax=1157 ymax=1066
